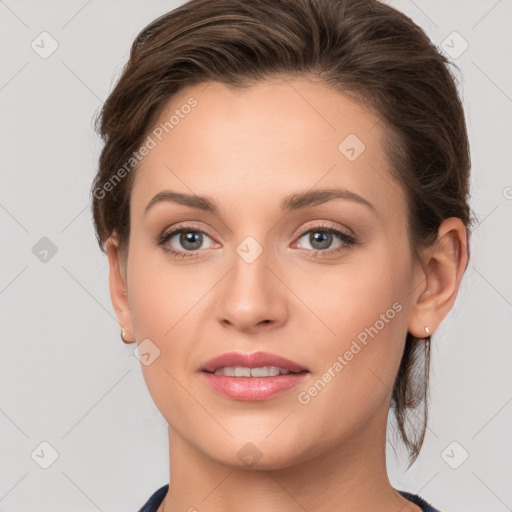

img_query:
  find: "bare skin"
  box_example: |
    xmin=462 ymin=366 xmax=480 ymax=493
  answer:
xmin=106 ymin=78 xmax=467 ymax=512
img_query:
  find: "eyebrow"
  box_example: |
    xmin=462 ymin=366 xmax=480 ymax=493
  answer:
xmin=143 ymin=187 xmax=376 ymax=216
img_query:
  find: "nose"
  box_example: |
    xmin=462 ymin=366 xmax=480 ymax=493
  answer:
xmin=216 ymin=245 xmax=288 ymax=334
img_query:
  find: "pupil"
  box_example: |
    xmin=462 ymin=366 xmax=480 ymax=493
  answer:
xmin=311 ymin=231 xmax=331 ymax=250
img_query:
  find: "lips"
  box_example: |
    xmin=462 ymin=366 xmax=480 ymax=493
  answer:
xmin=200 ymin=351 xmax=307 ymax=374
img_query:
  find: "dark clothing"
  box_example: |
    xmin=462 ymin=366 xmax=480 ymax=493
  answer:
xmin=137 ymin=484 xmax=442 ymax=511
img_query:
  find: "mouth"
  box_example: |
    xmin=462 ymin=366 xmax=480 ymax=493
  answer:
xmin=200 ymin=350 xmax=308 ymax=374
xmin=204 ymin=366 xmax=307 ymax=377
xmin=200 ymin=351 xmax=310 ymax=401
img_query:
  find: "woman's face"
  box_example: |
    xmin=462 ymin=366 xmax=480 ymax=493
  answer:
xmin=115 ymin=78 xmax=427 ymax=468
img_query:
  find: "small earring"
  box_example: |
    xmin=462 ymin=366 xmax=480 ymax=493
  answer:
xmin=425 ymin=326 xmax=430 ymax=337
xmin=120 ymin=327 xmax=131 ymax=344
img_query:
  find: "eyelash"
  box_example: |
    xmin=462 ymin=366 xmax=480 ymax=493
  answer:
xmin=157 ymin=222 xmax=357 ymax=259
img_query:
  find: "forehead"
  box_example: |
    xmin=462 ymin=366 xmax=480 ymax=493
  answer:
xmin=130 ymin=79 xmax=405 ymax=221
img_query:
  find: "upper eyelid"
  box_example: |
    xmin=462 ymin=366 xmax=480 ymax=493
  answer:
xmin=295 ymin=220 xmax=354 ymax=237
xmin=161 ymin=222 xmax=216 ymax=240
xmin=162 ymin=221 xmax=351 ymax=238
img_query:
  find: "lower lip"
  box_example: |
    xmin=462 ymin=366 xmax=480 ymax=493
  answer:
xmin=201 ymin=371 xmax=309 ymax=401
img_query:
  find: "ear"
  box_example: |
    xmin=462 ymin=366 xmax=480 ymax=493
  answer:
xmin=407 ymin=217 xmax=469 ymax=338
xmin=105 ymin=235 xmax=135 ymax=343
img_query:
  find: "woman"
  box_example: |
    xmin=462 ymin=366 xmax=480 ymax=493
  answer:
xmin=90 ymin=0 xmax=472 ymax=510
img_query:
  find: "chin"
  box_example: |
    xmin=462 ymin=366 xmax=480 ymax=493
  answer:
xmin=205 ymin=434 xmax=313 ymax=471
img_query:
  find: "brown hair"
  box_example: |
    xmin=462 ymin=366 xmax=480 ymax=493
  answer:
xmin=90 ymin=0 xmax=473 ymax=466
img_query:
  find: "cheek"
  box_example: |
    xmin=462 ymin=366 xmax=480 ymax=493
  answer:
xmin=127 ymin=245 xmax=202 ymax=338
xmin=126 ymin=246 xmax=215 ymax=384
xmin=292 ymin=248 xmax=410 ymax=414
xmin=126 ymin=251 xmax=196 ymax=419
xmin=294 ymin=249 xmax=408 ymax=347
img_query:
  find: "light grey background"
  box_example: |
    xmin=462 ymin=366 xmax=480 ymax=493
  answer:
xmin=1 ymin=1 xmax=511 ymax=511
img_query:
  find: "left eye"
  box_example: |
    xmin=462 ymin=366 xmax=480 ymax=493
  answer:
xmin=294 ymin=227 xmax=355 ymax=253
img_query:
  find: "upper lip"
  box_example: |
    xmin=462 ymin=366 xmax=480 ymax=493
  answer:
xmin=201 ymin=351 xmax=308 ymax=373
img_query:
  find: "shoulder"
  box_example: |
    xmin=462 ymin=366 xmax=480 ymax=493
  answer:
xmin=398 ymin=490 xmax=443 ymax=512
xmin=136 ymin=484 xmax=169 ymax=512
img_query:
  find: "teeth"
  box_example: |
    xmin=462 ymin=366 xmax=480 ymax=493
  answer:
xmin=235 ymin=366 xmax=250 ymax=377
xmin=213 ymin=366 xmax=293 ymax=377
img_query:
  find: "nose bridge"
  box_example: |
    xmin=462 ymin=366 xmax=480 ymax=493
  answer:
xmin=217 ymin=232 xmax=286 ymax=330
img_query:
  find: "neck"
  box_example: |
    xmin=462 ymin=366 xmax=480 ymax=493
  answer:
xmin=159 ymin=410 xmax=421 ymax=512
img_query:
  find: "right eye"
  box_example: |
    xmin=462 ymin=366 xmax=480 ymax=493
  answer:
xmin=158 ymin=224 xmax=219 ymax=258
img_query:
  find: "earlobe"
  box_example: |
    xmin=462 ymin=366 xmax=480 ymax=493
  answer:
xmin=407 ymin=217 xmax=468 ymax=339
xmin=105 ymin=236 xmax=136 ymax=343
